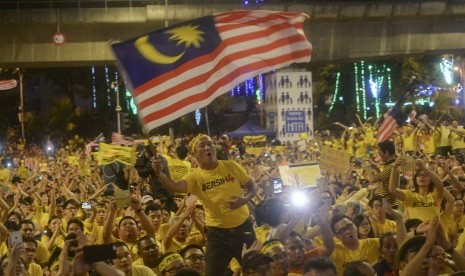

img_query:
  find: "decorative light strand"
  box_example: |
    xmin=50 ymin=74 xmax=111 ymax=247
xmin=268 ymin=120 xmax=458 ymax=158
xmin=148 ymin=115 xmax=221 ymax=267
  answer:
xmin=104 ymin=66 xmax=111 ymax=107
xmin=114 ymin=71 xmax=119 ymax=108
xmin=387 ymin=67 xmax=392 ymax=102
xmin=440 ymin=55 xmax=454 ymax=85
xmin=354 ymin=62 xmax=360 ymax=114
xmin=91 ymin=66 xmax=97 ymax=109
xmin=195 ymin=109 xmax=201 ymax=125
xmin=361 ymin=61 xmax=367 ymax=120
xmin=328 ymin=72 xmax=341 ymax=116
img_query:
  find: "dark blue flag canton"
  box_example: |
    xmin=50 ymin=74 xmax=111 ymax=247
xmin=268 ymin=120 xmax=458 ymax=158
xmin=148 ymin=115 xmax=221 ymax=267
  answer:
xmin=112 ymin=15 xmax=222 ymax=88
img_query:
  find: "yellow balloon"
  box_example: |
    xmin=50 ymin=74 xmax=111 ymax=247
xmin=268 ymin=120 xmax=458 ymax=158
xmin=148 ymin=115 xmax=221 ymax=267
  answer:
xmin=300 ymin=133 xmax=308 ymax=140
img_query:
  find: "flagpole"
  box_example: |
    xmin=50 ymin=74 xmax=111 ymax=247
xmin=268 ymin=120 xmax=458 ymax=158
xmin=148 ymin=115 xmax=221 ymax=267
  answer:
xmin=18 ymin=69 xmax=25 ymax=141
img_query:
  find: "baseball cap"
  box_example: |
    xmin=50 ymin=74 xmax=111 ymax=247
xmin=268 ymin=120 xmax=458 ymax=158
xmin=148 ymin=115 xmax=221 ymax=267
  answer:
xmin=141 ymin=195 xmax=154 ymax=204
xmin=242 ymin=250 xmax=273 ymax=272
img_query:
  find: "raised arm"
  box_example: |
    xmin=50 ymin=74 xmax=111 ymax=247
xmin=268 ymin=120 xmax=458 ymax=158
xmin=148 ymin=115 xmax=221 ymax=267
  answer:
xmin=131 ymin=189 xmax=155 ymax=238
xmin=389 ymin=156 xmax=405 ymax=201
xmin=152 ymin=158 xmax=188 ymax=193
xmin=103 ymin=201 xmax=117 ymax=244
xmin=163 ymin=206 xmax=194 ymax=251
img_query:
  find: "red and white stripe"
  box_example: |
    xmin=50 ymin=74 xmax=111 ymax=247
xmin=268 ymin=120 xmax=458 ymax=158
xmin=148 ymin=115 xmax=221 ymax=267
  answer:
xmin=111 ymin=132 xmax=134 ymax=146
xmin=376 ymin=113 xmax=396 ymax=142
xmin=0 ymin=79 xmax=17 ymax=90
xmin=133 ymin=10 xmax=312 ymax=131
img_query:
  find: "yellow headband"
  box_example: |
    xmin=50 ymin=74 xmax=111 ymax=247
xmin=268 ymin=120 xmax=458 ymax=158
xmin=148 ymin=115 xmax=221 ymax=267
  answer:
xmin=261 ymin=240 xmax=284 ymax=254
xmin=159 ymin=253 xmax=184 ymax=272
xmin=188 ymin=134 xmax=210 ymax=154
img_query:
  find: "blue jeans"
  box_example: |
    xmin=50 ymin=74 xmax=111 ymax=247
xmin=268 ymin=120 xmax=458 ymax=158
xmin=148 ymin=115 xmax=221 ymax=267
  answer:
xmin=205 ymin=218 xmax=256 ymax=276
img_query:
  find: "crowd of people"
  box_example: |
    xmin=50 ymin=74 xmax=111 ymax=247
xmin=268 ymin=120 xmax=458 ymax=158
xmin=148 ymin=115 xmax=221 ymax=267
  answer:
xmin=0 ymin=111 xmax=464 ymax=276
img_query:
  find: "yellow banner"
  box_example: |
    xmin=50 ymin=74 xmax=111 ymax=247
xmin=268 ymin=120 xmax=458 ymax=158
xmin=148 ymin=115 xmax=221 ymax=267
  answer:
xmin=96 ymin=143 xmax=136 ymax=166
xmin=319 ymin=146 xmax=352 ymax=174
xmin=279 ymin=164 xmax=321 ymax=188
xmin=246 ymin=146 xmax=284 ymax=156
xmin=243 ymin=135 xmax=266 ymax=143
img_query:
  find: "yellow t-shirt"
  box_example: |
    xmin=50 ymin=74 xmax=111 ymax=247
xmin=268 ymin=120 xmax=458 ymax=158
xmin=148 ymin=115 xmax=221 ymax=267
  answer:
xmin=163 ymin=235 xmax=203 ymax=254
xmin=370 ymin=219 xmax=396 ymax=237
xmin=451 ymin=129 xmax=465 ymax=150
xmin=41 ymin=234 xmax=65 ymax=251
xmin=132 ymin=264 xmax=157 ymax=276
xmin=403 ymin=189 xmax=442 ymax=222
xmin=133 ymin=259 xmax=157 ymax=274
xmin=402 ymin=133 xmax=417 ymax=152
xmin=28 ymin=262 xmax=43 ymax=276
xmin=0 ymin=168 xmax=10 ymax=184
xmin=423 ymin=136 xmax=436 ymax=155
xmin=331 ymin=238 xmax=380 ymax=276
xmin=184 ymin=160 xmax=251 ymax=228
xmin=354 ymin=140 xmax=367 ymax=159
xmin=254 ymin=224 xmax=273 ymax=243
xmin=36 ymin=240 xmax=51 ymax=265
xmin=164 ymin=155 xmax=192 ymax=182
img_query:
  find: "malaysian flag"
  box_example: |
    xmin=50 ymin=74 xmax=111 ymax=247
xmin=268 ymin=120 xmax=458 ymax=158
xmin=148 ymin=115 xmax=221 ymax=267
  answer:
xmin=111 ymin=132 xmax=134 ymax=146
xmin=376 ymin=78 xmax=416 ymax=142
xmin=112 ymin=10 xmax=312 ymax=132
xmin=0 ymin=79 xmax=17 ymax=90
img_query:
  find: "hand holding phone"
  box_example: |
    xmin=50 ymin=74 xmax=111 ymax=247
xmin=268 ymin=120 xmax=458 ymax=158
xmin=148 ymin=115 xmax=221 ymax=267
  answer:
xmin=400 ymin=156 xmax=414 ymax=171
xmin=114 ymin=190 xmax=131 ymax=209
xmin=8 ymin=231 xmax=23 ymax=248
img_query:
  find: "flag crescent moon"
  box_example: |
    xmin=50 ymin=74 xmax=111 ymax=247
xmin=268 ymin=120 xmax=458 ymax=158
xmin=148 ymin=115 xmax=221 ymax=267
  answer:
xmin=134 ymin=35 xmax=184 ymax=64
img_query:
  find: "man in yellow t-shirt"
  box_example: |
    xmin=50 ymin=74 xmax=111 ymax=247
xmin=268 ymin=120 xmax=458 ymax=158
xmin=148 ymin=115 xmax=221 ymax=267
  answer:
xmin=0 ymin=163 xmax=10 ymax=185
xmin=112 ymin=242 xmax=156 ymax=276
xmin=329 ymin=215 xmax=380 ymax=276
xmin=133 ymin=236 xmax=159 ymax=273
xmin=401 ymin=126 xmax=417 ymax=156
xmin=21 ymin=237 xmax=43 ymax=276
xmin=153 ymin=134 xmax=258 ymax=276
xmin=450 ymin=121 xmax=465 ymax=161
xmin=368 ymin=196 xmax=396 ymax=237
xmin=163 ymin=144 xmax=192 ymax=182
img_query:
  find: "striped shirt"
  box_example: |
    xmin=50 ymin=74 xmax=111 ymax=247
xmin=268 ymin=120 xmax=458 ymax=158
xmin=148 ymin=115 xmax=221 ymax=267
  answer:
xmin=375 ymin=160 xmax=399 ymax=208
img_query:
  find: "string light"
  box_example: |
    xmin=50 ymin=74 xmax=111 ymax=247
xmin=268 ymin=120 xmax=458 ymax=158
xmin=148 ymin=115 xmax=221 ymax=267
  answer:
xmin=125 ymin=89 xmax=137 ymax=115
xmin=328 ymin=72 xmax=340 ymax=116
xmin=361 ymin=61 xmax=367 ymax=120
xmin=354 ymin=62 xmax=360 ymax=114
xmin=195 ymin=109 xmax=201 ymax=125
xmin=104 ymin=65 xmax=111 ymax=106
xmin=114 ymin=71 xmax=119 ymax=108
xmin=258 ymin=74 xmax=264 ymax=102
xmin=440 ymin=55 xmax=454 ymax=85
xmin=387 ymin=67 xmax=392 ymax=102
xmin=91 ymin=66 xmax=97 ymax=109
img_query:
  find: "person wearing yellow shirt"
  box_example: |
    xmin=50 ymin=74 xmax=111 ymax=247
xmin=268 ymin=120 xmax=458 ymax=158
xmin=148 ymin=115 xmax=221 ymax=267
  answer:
xmin=354 ymin=134 xmax=367 ymax=160
xmin=389 ymin=157 xmax=444 ymax=222
xmin=401 ymin=126 xmax=417 ymax=156
xmin=41 ymin=216 xmax=66 ymax=252
xmin=133 ymin=236 xmax=160 ymax=273
xmin=162 ymin=205 xmax=205 ymax=254
xmin=21 ymin=237 xmax=43 ymax=276
xmin=329 ymin=215 xmax=380 ymax=276
xmin=112 ymin=242 xmax=156 ymax=276
xmin=19 ymin=220 xmax=50 ymax=266
xmin=85 ymin=204 xmax=107 ymax=244
xmin=103 ymin=191 xmax=155 ymax=261
xmin=152 ymin=134 xmax=258 ymax=276
xmin=163 ymin=145 xmax=192 ymax=183
xmin=0 ymin=162 xmax=10 ymax=185
xmin=449 ymin=120 xmax=465 ymax=161
xmin=368 ymin=196 xmax=396 ymax=237
xmin=435 ymin=121 xmax=452 ymax=157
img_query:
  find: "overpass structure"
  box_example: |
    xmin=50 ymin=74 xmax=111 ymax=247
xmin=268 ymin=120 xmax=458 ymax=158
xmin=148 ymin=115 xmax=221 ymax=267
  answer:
xmin=1 ymin=1 xmax=465 ymax=67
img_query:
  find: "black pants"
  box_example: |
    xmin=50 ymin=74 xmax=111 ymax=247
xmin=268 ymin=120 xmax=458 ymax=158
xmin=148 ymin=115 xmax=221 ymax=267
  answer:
xmin=205 ymin=218 xmax=256 ymax=276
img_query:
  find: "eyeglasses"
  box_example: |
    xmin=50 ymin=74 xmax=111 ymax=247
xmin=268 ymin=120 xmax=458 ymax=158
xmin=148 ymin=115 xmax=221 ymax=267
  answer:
xmin=371 ymin=204 xmax=383 ymax=209
xmin=24 ymin=248 xmax=37 ymax=253
xmin=416 ymin=173 xmax=429 ymax=177
xmin=185 ymin=254 xmax=205 ymax=262
xmin=164 ymin=264 xmax=187 ymax=274
xmin=336 ymin=223 xmax=354 ymax=235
